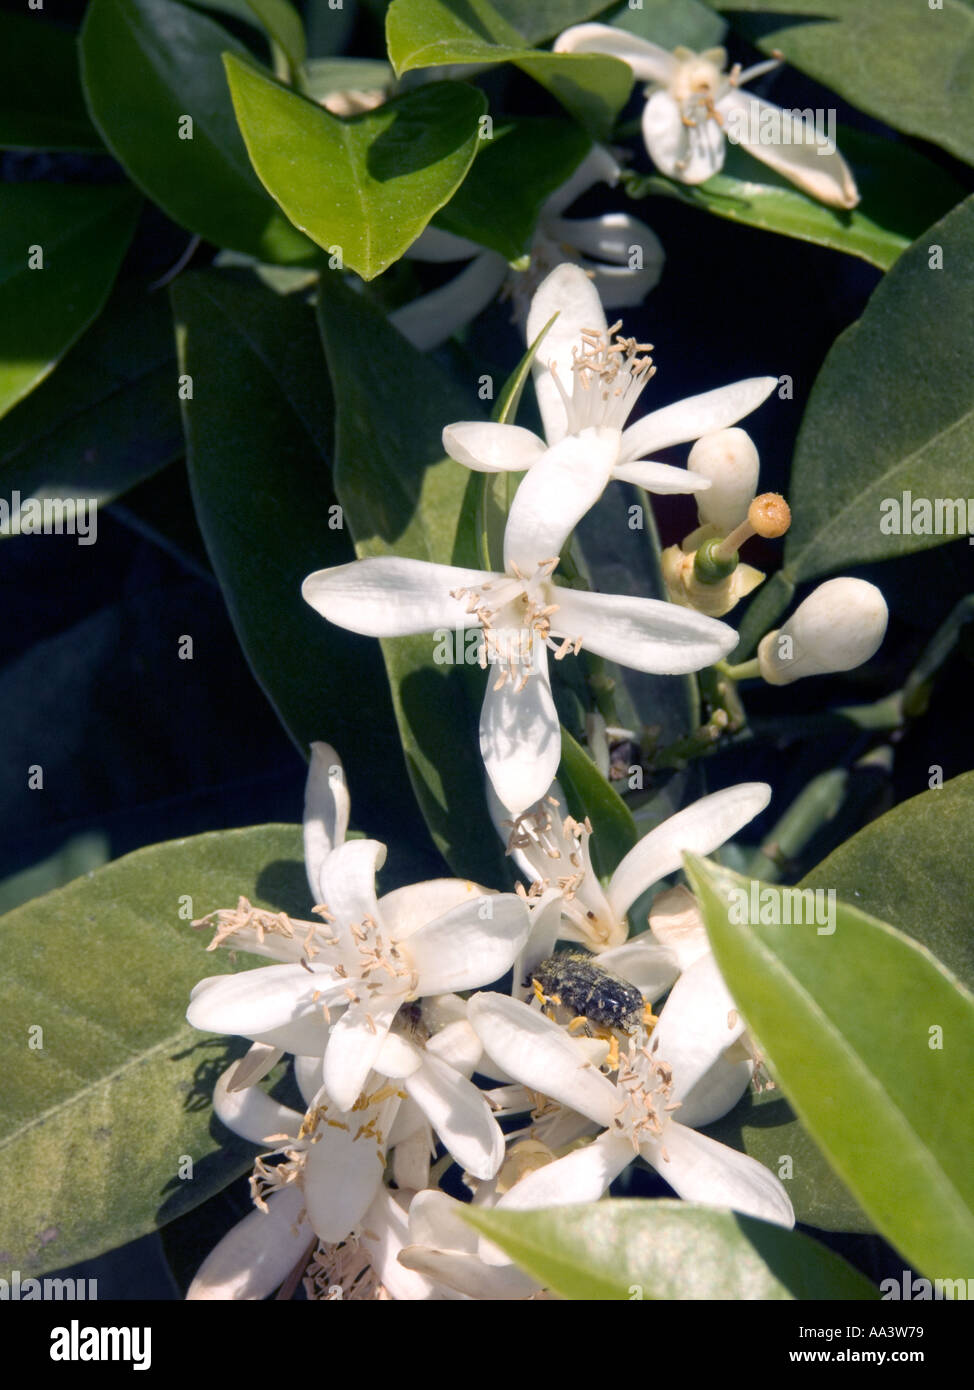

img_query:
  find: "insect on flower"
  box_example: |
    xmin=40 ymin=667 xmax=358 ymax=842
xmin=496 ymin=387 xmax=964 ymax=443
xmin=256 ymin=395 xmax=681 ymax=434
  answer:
xmin=531 ymin=952 xmax=654 ymax=1035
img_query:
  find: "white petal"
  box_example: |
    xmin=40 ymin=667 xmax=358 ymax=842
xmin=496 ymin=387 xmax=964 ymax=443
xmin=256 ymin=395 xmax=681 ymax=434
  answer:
xmin=608 ymin=783 xmax=771 ymax=919
xmin=443 ymin=421 xmax=547 ymax=473
xmin=408 ymin=1188 xmax=478 ymax=1253
xmin=360 ymin=1189 xmax=440 ymax=1300
xmin=513 ymin=888 xmax=564 ymax=1002
xmin=375 ymin=1031 xmax=423 ymax=1080
xmin=398 ymin=1244 xmax=535 ymax=1299
xmin=303 ymin=742 xmax=349 ymax=902
xmin=425 ymin=1018 xmax=484 ymax=1076
xmin=620 ymin=377 xmax=778 ymax=462
xmin=496 ymin=1131 xmax=632 ymax=1210
xmin=526 ymin=262 xmax=607 ymax=446
xmin=648 ymin=884 xmax=711 ymax=972
xmin=224 ymin=1041 xmax=283 ymax=1092
xmin=389 ymin=250 xmax=508 ymax=350
xmin=503 ymin=428 xmax=619 ymax=574
xmin=643 ymin=1122 xmax=795 ymax=1227
xmin=688 ymin=428 xmax=760 ymax=533
xmin=720 ymin=90 xmax=859 ymax=209
xmin=542 ymin=143 xmax=620 ymax=218
xmin=387 ymin=1095 xmax=429 ymax=1149
xmin=406 ymin=1053 xmax=504 ymax=1180
xmin=303 ymin=1113 xmax=390 ymax=1243
xmin=213 ymin=1064 xmax=302 ymax=1143
xmin=467 ymin=993 xmax=617 ymax=1128
xmin=672 ymin=1049 xmax=753 ymax=1130
xmin=596 ymin=940 xmax=680 ymax=1002
xmin=587 ymin=259 xmax=662 ymax=310
xmin=402 ymin=224 xmax=483 ymax=262
xmin=186 ymin=1186 xmax=310 ymax=1300
xmin=549 ymin=211 xmax=663 ymax=276
xmin=643 ymin=87 xmax=725 ymax=184
xmin=479 ymin=651 xmax=561 ymax=816
xmin=552 ymin=586 xmax=736 ymax=675
xmin=650 ymin=952 xmax=747 ymax=1111
xmin=302 ymin=557 xmax=492 ymax=637
xmin=553 ymin=23 xmax=676 ymax=84
xmin=392 ymin=1123 xmax=434 ymax=1192
xmin=380 ymin=878 xmax=484 ymax=942
xmin=611 ymin=460 xmax=712 ymax=493
xmin=315 ymin=837 xmax=384 ymax=934
xmin=294 ymin=1053 xmax=324 ymax=1108
xmin=408 ymin=894 xmax=532 ymax=995
xmin=251 ymin=1011 xmax=335 ymax=1057
xmin=186 ymin=964 xmax=343 ymax=1038
xmin=323 ymin=997 xmax=400 ymax=1112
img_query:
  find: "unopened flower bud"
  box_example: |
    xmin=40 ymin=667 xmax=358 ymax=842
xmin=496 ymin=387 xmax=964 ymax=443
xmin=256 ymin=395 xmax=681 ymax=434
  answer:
xmin=757 ymin=578 xmax=888 ymax=685
xmin=689 ymin=428 xmax=760 ymax=533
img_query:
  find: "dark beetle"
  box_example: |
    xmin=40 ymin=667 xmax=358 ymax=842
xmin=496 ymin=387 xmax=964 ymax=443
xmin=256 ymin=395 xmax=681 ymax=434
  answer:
xmin=531 ymin=952 xmax=645 ymax=1032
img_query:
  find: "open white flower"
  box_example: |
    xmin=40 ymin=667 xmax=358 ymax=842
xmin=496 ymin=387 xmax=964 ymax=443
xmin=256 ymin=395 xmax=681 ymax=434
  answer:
xmin=468 ymin=963 xmax=794 ymax=1227
xmin=391 ymin=145 xmax=664 ymax=351
xmin=442 ymin=263 xmax=778 ymax=546
xmin=554 ymin=25 xmax=859 ymax=209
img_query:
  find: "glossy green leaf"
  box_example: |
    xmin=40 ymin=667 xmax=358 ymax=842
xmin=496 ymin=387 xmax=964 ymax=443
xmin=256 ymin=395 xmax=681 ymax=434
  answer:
xmin=225 ymin=55 xmax=486 ymax=280
xmin=0 ymin=183 xmax=140 ymax=422
xmin=628 ymin=128 xmax=963 ymax=272
xmin=245 ymin=0 xmax=306 ymax=70
xmin=0 ymin=824 xmax=308 ymax=1276
xmin=171 ymin=269 xmax=424 ymax=849
xmin=558 ymin=727 xmax=638 ymax=880
xmin=708 ymin=0 xmax=974 ymax=168
xmin=801 ymin=772 xmax=974 ymax=992
xmin=685 ymin=854 xmax=974 ymax=1280
xmin=0 ymin=281 xmax=181 ymax=527
xmin=0 ymin=13 xmax=102 ymax=151
xmin=80 ymin=0 xmax=314 ymax=263
xmin=316 ymin=274 xmax=510 ymax=886
xmin=386 ymin=0 xmax=633 ymax=140
xmin=466 ymin=1199 xmax=878 ymax=1299
xmin=434 ymin=118 xmax=591 ymax=261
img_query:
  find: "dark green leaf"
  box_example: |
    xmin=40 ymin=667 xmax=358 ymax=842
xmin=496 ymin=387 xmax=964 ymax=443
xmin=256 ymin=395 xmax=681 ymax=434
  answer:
xmin=0 ymin=13 xmax=102 ymax=152
xmin=559 ymin=727 xmax=638 ymax=879
xmin=245 ymin=0 xmax=306 ymax=70
xmin=608 ymin=0 xmax=726 ymax=50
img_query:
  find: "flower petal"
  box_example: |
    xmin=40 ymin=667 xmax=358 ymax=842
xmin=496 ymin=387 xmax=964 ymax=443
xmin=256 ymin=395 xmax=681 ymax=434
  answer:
xmin=389 ymin=250 xmax=508 ymax=350
xmin=542 ymin=143 xmax=620 ymax=218
xmin=550 ymin=211 xmax=664 ymax=289
xmin=643 ymin=87 xmax=725 ymax=184
xmin=503 ymin=428 xmax=619 ymax=574
xmin=375 ymin=1031 xmax=423 ymax=1080
xmin=596 ymin=939 xmax=681 ymax=1002
xmin=650 ymin=952 xmax=749 ymax=1121
xmin=402 ymin=225 xmax=483 ymax=262
xmin=425 ymin=1018 xmax=484 ymax=1076
xmin=380 ymin=878 xmax=485 ymax=942
xmin=643 ymin=1122 xmax=795 ymax=1228
xmin=408 ymin=894 xmax=532 ymax=995
xmin=442 ymin=421 xmax=547 ymax=473
xmin=187 ymin=964 xmax=343 ymax=1039
xmin=303 ymin=1109 xmax=391 ymax=1243
xmin=392 ymin=1122 xmax=434 ymax=1192
xmin=552 ymin=586 xmax=736 ymax=675
xmin=302 ymin=556 xmax=492 ymax=637
xmin=496 ymin=1130 xmax=632 ymax=1210
xmin=526 ymin=262 xmax=607 ymax=446
xmin=303 ymin=742 xmax=349 ymax=903
xmin=360 ymin=1188 xmax=441 ymax=1300
xmin=467 ymin=992 xmax=617 ymax=1128
xmin=406 ymin=1052 xmax=505 ymax=1180
xmin=554 ymin=23 xmax=675 ymax=84
xmin=397 ymin=1244 xmax=534 ymax=1299
xmin=213 ymin=1064 xmax=302 ymax=1143
xmin=323 ymin=996 xmax=400 ymax=1112
xmin=612 ymin=460 xmax=712 ymax=493
xmin=648 ymin=884 xmax=711 ymax=972
xmin=720 ymin=90 xmax=859 ymax=210
xmin=479 ymin=650 xmax=561 ymax=816
xmin=186 ymin=1186 xmax=310 ymax=1300
xmin=315 ymin=836 xmax=384 ymax=933
xmin=620 ymin=377 xmax=778 ymax=462
xmin=224 ymin=1041 xmax=283 ymax=1092
xmin=608 ymin=782 xmax=771 ymax=919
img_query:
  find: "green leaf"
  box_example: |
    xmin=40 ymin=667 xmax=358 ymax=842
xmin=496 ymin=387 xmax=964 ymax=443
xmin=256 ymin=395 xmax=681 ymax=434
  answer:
xmin=801 ymin=773 xmax=974 ymax=992
xmin=0 ymin=13 xmax=103 ymax=152
xmin=685 ymin=854 xmax=974 ymax=1281
xmin=465 ymin=1199 xmax=878 ymax=1298
xmin=782 ymin=194 xmax=974 ymax=584
xmin=224 ymin=55 xmax=486 ymax=280
xmin=171 ymin=268 xmax=423 ymax=847
xmin=558 ymin=727 xmax=638 ymax=879
xmin=0 ymin=824 xmax=309 ymax=1276
xmin=434 ymin=117 xmax=591 ymax=261
xmin=0 ymin=183 xmax=140 ymax=422
xmin=0 ymin=281 xmax=182 ymax=526
xmin=316 ymin=274 xmax=510 ymax=885
xmin=607 ymin=0 xmax=726 ymax=51
xmin=301 ymin=57 xmax=394 ymax=101
xmin=386 ymin=0 xmax=633 ymax=140
xmin=627 ymin=127 xmax=964 ymax=272
xmin=80 ymin=0 xmax=314 ymax=263
xmin=245 ymin=0 xmax=306 ymax=70
xmin=708 ymin=0 xmax=974 ymax=168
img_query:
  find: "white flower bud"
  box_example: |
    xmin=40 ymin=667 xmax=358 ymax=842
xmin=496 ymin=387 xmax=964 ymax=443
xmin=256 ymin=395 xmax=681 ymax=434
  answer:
xmin=758 ymin=578 xmax=888 ymax=685
xmin=688 ymin=428 xmax=760 ymax=533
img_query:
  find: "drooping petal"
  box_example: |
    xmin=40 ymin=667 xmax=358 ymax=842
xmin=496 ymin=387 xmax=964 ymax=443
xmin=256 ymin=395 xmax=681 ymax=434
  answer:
xmin=323 ymin=996 xmax=401 ymax=1113
xmin=620 ymin=377 xmax=778 ymax=462
xmin=495 ymin=1130 xmax=633 ymax=1210
xmin=643 ymin=87 xmax=724 ymax=184
xmin=213 ymin=1064 xmax=302 ymax=1144
xmin=186 ymin=1186 xmax=310 ymax=1300
xmin=596 ymin=939 xmax=681 ymax=1002
xmin=186 ymin=964 xmax=344 ymax=1039
xmin=442 ymin=421 xmax=547 ymax=473
xmin=407 ymin=894 xmax=532 ymax=995
xmin=479 ymin=650 xmax=561 ymax=816
xmin=554 ymin=23 xmax=676 ymax=84
xmin=302 ymin=557 xmax=492 ymax=637
xmin=719 ymin=90 xmax=859 ymax=210
xmin=303 ymin=742 xmax=349 ymax=903
xmin=642 ymin=1122 xmax=795 ymax=1227
xmin=503 ymin=428 xmax=619 ymax=574
xmin=612 ymin=460 xmax=711 ymax=493
xmin=406 ymin=1052 xmax=505 ymax=1180
xmin=551 ymin=586 xmax=736 ymax=675
xmin=389 ymin=250 xmax=509 ymax=350
xmin=526 ymin=262 xmax=607 ymax=446
xmin=467 ymin=992 xmax=617 ymax=1128
xmin=607 ymin=783 xmax=771 ymax=919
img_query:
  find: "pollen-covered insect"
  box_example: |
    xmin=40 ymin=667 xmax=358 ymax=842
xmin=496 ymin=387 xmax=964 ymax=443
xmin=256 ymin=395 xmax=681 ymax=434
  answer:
xmin=530 ymin=952 xmax=647 ymax=1033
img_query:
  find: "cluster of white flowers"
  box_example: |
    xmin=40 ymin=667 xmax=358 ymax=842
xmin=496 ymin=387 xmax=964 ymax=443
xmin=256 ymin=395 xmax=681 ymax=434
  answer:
xmin=185 ymin=261 xmax=886 ymax=1300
